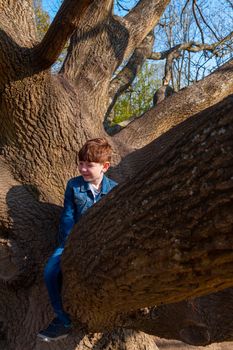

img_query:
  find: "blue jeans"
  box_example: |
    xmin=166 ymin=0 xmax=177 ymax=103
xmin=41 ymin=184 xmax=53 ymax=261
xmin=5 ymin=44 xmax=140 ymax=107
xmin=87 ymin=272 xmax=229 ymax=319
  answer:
xmin=44 ymin=247 xmax=70 ymax=325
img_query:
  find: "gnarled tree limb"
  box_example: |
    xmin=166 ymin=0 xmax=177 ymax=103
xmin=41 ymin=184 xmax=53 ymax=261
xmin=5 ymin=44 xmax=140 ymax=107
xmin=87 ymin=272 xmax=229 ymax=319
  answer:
xmin=62 ymin=95 xmax=233 ymax=331
xmin=32 ymin=0 xmax=94 ymax=70
xmin=113 ymin=58 xmax=233 ymax=152
xmin=61 ymin=0 xmax=170 ymax=83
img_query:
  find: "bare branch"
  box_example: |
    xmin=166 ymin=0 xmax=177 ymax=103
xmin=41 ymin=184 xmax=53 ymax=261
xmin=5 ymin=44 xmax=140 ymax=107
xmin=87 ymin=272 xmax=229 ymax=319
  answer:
xmin=113 ymin=59 xmax=233 ymax=151
xmin=180 ymin=0 xmax=191 ymax=23
xmin=32 ymin=0 xmax=94 ymax=70
xmin=162 ymin=50 xmax=180 ymax=85
xmin=149 ymin=32 xmax=233 ymax=61
xmin=226 ymin=0 xmax=233 ymax=9
xmin=195 ymin=1 xmax=220 ymax=42
xmin=192 ymin=0 xmax=205 ymax=44
xmin=116 ymin=0 xmax=130 ymax=12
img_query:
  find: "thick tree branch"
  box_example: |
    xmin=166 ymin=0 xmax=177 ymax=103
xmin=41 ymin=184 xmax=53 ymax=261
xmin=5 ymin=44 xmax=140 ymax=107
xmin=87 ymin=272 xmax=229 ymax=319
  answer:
xmin=122 ymin=288 xmax=233 ymax=346
xmin=105 ymin=32 xmax=233 ymax=134
xmin=0 ymin=1 xmax=37 ymax=86
xmin=62 ymin=95 xmax=233 ymax=332
xmin=60 ymin=1 xmax=169 ymax=96
xmin=59 ymin=0 xmax=114 ymax=78
xmin=32 ymin=0 xmax=94 ymax=70
xmin=113 ymin=59 xmax=233 ymax=152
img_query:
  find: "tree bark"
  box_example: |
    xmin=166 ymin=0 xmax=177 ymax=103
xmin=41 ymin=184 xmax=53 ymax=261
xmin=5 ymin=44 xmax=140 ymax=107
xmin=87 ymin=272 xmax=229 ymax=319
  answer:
xmin=32 ymin=0 xmax=95 ymax=69
xmin=1 ymin=1 xmax=233 ymax=350
xmin=62 ymin=95 xmax=233 ymax=331
xmin=122 ymin=288 xmax=233 ymax=346
xmin=113 ymin=59 xmax=233 ymax=153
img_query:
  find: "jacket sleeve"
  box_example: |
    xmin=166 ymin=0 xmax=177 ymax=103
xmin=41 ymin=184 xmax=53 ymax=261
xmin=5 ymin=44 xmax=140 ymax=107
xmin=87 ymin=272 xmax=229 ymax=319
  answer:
xmin=59 ymin=180 xmax=76 ymax=247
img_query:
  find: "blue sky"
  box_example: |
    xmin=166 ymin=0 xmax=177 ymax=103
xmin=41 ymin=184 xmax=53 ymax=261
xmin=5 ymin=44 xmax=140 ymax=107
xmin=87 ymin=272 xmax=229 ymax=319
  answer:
xmin=42 ymin=0 xmax=136 ymax=18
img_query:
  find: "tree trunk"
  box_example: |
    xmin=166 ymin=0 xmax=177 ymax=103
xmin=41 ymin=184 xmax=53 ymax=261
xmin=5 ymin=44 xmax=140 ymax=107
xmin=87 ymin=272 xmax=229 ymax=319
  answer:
xmin=0 ymin=1 xmax=233 ymax=350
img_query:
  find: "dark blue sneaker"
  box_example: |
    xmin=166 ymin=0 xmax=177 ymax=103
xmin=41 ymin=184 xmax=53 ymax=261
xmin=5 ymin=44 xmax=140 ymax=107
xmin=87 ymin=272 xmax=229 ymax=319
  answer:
xmin=37 ymin=318 xmax=72 ymax=341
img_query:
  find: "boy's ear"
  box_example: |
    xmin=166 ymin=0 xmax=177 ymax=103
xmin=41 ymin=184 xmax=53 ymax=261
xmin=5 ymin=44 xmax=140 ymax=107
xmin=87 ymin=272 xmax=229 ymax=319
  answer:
xmin=102 ymin=162 xmax=110 ymax=172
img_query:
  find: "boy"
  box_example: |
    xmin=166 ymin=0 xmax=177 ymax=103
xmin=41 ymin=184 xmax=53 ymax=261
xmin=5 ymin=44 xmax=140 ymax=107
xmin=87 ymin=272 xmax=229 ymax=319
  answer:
xmin=37 ymin=138 xmax=117 ymax=342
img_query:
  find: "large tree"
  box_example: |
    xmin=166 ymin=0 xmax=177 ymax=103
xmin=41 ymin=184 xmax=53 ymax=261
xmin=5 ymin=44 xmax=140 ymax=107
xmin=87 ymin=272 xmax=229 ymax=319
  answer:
xmin=0 ymin=1 xmax=233 ymax=350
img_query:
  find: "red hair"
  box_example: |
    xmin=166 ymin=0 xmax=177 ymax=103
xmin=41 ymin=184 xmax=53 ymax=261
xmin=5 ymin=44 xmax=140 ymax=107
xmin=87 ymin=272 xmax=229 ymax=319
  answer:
xmin=78 ymin=138 xmax=112 ymax=163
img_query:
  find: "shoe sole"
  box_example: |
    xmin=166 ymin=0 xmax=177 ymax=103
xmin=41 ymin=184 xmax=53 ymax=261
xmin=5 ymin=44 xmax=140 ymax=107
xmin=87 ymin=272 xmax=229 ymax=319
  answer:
xmin=37 ymin=333 xmax=69 ymax=342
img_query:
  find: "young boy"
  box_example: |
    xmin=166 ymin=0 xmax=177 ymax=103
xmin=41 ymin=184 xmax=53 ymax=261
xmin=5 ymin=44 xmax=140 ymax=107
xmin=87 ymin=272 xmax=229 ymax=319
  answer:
xmin=37 ymin=138 xmax=117 ymax=342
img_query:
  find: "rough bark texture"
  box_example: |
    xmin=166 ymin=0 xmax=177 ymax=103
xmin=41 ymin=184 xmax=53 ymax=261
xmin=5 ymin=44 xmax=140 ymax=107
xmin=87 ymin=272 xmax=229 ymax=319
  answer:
xmin=123 ymin=287 xmax=233 ymax=345
xmin=0 ymin=1 xmax=233 ymax=350
xmin=113 ymin=59 xmax=233 ymax=154
xmin=62 ymin=95 xmax=233 ymax=331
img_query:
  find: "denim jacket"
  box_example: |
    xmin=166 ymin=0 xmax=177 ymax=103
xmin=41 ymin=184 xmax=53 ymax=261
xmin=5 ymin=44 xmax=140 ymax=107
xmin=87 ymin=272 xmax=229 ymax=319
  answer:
xmin=58 ymin=175 xmax=117 ymax=247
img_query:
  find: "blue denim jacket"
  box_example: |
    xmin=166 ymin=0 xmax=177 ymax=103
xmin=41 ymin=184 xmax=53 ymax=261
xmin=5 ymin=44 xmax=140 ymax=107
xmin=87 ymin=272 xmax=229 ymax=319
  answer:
xmin=59 ymin=175 xmax=117 ymax=247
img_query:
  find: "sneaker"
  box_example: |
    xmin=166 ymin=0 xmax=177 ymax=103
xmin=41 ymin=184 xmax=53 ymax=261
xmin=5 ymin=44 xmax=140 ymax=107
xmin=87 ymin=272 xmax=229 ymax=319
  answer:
xmin=37 ymin=318 xmax=72 ymax=342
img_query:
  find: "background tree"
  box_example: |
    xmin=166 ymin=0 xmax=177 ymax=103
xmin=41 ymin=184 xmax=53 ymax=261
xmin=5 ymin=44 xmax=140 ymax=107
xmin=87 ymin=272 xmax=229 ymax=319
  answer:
xmin=0 ymin=1 xmax=233 ymax=350
xmin=108 ymin=0 xmax=233 ymax=127
xmin=110 ymin=62 xmax=163 ymax=125
xmin=38 ymin=0 xmax=233 ymax=128
xmin=34 ymin=0 xmax=50 ymax=40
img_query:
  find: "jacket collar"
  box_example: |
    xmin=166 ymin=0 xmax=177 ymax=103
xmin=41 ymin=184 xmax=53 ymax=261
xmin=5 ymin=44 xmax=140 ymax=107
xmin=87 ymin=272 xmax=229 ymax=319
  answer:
xmin=80 ymin=175 xmax=110 ymax=194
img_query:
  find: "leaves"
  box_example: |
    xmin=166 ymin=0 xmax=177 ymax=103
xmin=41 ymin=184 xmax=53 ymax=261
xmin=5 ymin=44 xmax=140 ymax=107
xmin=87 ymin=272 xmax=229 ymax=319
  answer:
xmin=34 ymin=0 xmax=50 ymax=40
xmin=112 ymin=62 xmax=163 ymax=124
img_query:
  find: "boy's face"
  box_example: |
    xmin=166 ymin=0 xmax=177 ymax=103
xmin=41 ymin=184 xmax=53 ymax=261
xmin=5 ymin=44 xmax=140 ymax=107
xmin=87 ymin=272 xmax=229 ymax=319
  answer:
xmin=78 ymin=161 xmax=110 ymax=184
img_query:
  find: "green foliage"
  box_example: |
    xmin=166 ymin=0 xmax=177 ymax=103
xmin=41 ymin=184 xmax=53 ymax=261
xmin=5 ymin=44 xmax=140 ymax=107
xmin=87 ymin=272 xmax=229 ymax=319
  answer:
xmin=34 ymin=0 xmax=50 ymax=40
xmin=112 ymin=62 xmax=163 ymax=124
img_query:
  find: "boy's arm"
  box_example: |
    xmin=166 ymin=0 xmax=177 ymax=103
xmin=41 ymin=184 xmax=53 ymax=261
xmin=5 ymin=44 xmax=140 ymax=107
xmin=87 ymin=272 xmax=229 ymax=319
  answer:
xmin=59 ymin=180 xmax=76 ymax=247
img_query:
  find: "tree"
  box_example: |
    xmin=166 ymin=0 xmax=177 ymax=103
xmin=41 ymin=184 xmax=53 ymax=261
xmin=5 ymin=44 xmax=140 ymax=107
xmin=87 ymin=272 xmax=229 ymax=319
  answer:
xmin=111 ymin=62 xmax=163 ymax=125
xmin=109 ymin=0 xmax=233 ymax=129
xmin=0 ymin=1 xmax=233 ymax=350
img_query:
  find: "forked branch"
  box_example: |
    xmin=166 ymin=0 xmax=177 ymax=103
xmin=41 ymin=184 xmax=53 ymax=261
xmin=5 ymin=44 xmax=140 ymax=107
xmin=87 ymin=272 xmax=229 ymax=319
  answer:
xmin=32 ymin=0 xmax=94 ymax=70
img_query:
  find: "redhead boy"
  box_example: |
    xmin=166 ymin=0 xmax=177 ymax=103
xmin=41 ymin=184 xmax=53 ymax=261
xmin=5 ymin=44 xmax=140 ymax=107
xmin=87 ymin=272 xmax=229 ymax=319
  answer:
xmin=37 ymin=138 xmax=117 ymax=341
